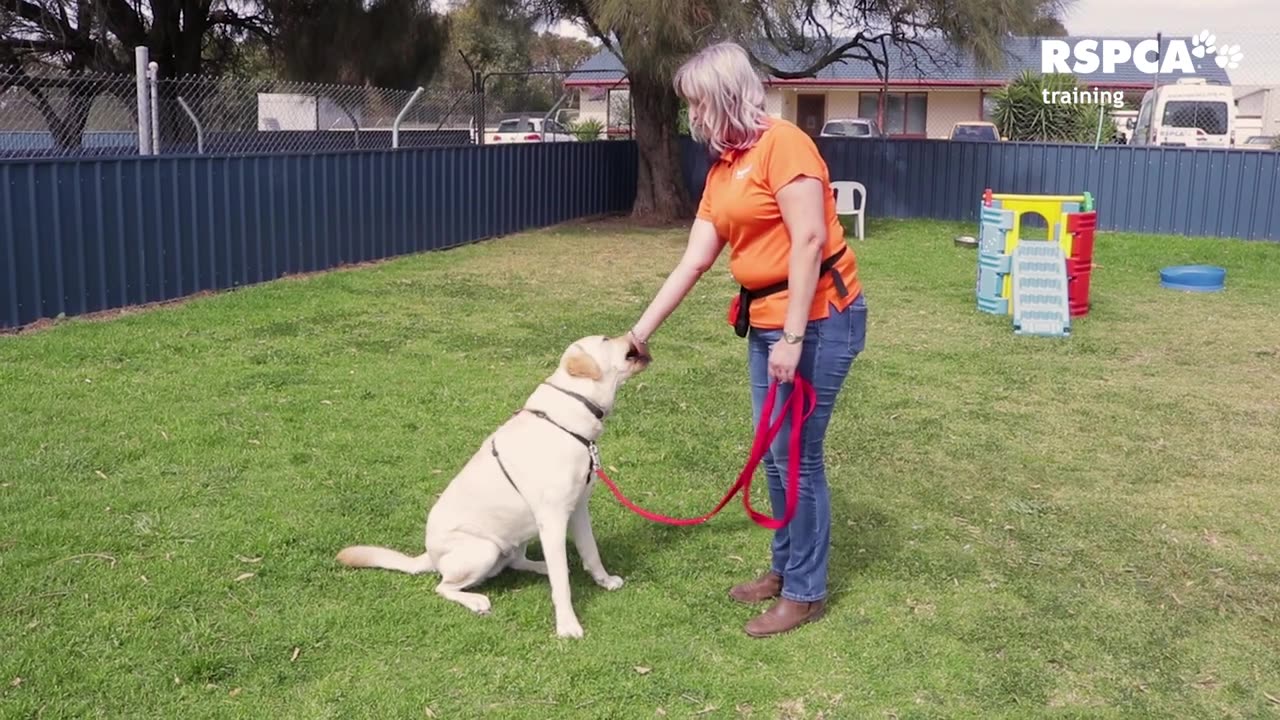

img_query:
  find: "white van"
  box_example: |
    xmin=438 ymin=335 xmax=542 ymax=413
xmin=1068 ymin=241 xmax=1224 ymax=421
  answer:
xmin=1128 ymin=78 xmax=1236 ymax=148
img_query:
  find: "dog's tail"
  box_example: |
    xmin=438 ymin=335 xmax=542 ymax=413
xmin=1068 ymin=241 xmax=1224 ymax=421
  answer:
xmin=335 ymin=545 xmax=435 ymax=574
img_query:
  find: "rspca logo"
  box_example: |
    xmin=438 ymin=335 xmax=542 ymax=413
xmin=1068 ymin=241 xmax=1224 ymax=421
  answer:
xmin=1041 ymin=30 xmax=1244 ymax=75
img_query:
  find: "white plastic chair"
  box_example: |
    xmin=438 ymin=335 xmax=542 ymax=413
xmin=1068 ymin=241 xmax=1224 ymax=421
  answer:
xmin=830 ymin=181 xmax=866 ymax=240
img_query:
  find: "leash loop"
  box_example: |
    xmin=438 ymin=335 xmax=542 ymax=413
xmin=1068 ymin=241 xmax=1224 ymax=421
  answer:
xmin=594 ymin=375 xmax=817 ymax=529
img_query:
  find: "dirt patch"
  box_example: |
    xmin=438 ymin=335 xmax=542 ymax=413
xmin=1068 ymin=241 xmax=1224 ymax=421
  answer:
xmin=0 ymin=258 xmax=403 ymax=337
xmin=2 ymin=290 xmax=220 ymax=337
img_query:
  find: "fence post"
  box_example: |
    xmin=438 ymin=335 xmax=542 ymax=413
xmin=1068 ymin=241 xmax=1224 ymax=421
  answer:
xmin=178 ymin=97 xmax=204 ymax=153
xmin=147 ymin=61 xmax=161 ymax=154
xmin=477 ymin=72 xmax=487 ymax=146
xmin=334 ymin=104 xmax=360 ymax=149
xmin=134 ymin=46 xmax=152 ymax=155
xmin=393 ymin=86 xmax=425 ymax=149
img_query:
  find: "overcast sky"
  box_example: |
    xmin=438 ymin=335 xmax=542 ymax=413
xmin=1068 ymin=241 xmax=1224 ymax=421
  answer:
xmin=552 ymin=1 xmax=1279 ymax=84
xmin=1064 ymin=0 xmax=1278 ymax=84
xmin=1063 ymin=0 xmax=1276 ymax=36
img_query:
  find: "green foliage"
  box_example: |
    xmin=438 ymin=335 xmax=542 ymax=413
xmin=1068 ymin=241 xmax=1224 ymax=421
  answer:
xmin=990 ymin=71 xmax=1119 ymax=144
xmin=273 ymin=0 xmax=449 ymax=88
xmin=438 ymin=0 xmax=597 ymax=113
xmin=678 ymin=103 xmax=690 ymax=136
xmin=569 ymin=117 xmax=604 ymax=141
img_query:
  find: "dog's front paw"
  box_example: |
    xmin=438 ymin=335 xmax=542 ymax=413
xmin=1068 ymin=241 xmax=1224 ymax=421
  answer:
xmin=556 ymin=618 xmax=585 ymax=639
xmin=595 ymin=574 xmax=624 ymax=591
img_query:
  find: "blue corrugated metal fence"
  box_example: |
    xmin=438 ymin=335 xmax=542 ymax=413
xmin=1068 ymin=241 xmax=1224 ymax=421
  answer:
xmin=2 ymin=142 xmax=637 ymax=330
xmin=5 ymin=135 xmax=1277 ymax=331
xmin=681 ymin=137 xmax=1280 ymax=241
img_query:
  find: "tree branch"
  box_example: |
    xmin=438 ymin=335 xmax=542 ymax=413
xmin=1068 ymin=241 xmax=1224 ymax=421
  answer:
xmin=207 ymin=8 xmax=273 ymax=40
xmin=564 ymin=0 xmax=616 ymax=57
xmin=751 ymin=32 xmax=899 ymax=82
xmin=97 ymin=0 xmax=147 ymax=45
xmin=1 ymin=0 xmax=58 ymax=26
xmin=0 ymin=36 xmax=90 ymax=54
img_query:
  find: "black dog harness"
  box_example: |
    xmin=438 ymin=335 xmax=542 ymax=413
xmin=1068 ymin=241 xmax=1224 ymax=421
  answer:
xmin=490 ymin=382 xmax=606 ymax=494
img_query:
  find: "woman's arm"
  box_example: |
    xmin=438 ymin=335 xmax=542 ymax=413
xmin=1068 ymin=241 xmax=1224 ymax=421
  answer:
xmin=776 ymin=176 xmax=829 ymax=339
xmin=628 ymin=218 xmax=725 ymax=348
xmin=762 ymin=175 xmax=827 ymax=382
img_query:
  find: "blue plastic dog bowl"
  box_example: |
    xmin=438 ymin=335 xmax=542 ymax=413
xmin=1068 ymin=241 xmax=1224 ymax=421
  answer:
xmin=1160 ymin=265 xmax=1226 ymax=293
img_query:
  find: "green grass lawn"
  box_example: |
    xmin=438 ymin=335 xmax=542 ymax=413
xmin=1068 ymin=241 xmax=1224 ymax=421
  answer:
xmin=2 ymin=217 xmax=1279 ymax=719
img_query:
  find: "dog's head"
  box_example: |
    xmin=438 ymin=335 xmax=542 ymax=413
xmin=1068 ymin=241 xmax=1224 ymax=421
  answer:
xmin=556 ymin=334 xmax=651 ymax=391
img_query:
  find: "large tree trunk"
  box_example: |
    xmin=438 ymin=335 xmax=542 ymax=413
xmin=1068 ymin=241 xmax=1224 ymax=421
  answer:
xmin=627 ymin=75 xmax=692 ymax=223
xmin=27 ymin=83 xmax=94 ymax=150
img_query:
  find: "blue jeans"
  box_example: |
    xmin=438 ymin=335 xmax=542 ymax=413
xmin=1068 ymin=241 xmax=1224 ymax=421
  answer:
xmin=747 ymin=294 xmax=866 ymax=603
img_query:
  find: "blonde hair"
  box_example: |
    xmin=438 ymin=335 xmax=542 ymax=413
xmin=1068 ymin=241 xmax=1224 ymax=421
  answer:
xmin=674 ymin=42 xmax=769 ymax=156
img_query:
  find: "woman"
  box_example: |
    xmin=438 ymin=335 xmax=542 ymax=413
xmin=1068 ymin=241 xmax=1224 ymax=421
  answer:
xmin=623 ymin=41 xmax=867 ymax=638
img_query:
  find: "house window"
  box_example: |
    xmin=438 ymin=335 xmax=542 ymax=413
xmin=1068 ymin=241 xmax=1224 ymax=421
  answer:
xmin=981 ymin=91 xmax=998 ymax=122
xmin=857 ymin=91 xmax=928 ymax=136
xmin=858 ymin=93 xmax=879 ymax=121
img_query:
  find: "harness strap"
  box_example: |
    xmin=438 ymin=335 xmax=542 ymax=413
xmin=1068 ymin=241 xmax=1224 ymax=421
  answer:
xmin=541 ymin=383 xmax=607 ymax=419
xmin=524 ymin=408 xmax=593 ymax=449
xmin=491 ymin=440 xmax=520 ymax=492
xmin=493 ymin=406 xmax=599 ymax=491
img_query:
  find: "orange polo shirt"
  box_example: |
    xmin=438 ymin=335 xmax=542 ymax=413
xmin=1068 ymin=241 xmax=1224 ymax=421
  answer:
xmin=697 ymin=118 xmax=860 ymax=330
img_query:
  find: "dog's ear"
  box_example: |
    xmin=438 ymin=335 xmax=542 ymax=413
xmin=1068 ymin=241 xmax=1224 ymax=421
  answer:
xmin=565 ymin=347 xmax=603 ymax=381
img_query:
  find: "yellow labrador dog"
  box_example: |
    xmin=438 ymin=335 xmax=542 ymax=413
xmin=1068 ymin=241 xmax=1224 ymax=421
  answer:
xmin=336 ymin=335 xmax=649 ymax=638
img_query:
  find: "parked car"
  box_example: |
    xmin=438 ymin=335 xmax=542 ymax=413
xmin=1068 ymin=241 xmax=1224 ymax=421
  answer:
xmin=949 ymin=121 xmax=1002 ymax=142
xmin=1239 ymin=135 xmax=1277 ymax=150
xmin=1127 ymin=78 xmax=1236 ymax=148
xmin=819 ymin=118 xmax=883 ymax=138
xmin=488 ymin=116 xmax=577 ymax=144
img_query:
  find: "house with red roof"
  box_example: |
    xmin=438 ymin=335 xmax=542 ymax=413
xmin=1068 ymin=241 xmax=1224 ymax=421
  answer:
xmin=564 ymin=36 xmax=1234 ymax=139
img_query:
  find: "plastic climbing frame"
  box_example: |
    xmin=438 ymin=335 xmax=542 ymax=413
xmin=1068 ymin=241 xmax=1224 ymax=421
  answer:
xmin=975 ymin=188 xmax=1098 ymax=336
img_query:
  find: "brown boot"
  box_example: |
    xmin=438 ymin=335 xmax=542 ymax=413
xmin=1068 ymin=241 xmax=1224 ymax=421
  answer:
xmin=744 ymin=598 xmax=826 ymax=638
xmin=728 ymin=571 xmax=782 ymax=604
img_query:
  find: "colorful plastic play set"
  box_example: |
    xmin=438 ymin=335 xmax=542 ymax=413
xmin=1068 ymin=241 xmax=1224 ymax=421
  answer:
xmin=975 ymin=188 xmax=1097 ymax=337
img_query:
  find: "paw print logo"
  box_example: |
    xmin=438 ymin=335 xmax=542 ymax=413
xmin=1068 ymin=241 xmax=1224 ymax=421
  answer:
xmin=1190 ymin=29 xmax=1217 ymax=58
xmin=1215 ymin=43 xmax=1244 ymax=70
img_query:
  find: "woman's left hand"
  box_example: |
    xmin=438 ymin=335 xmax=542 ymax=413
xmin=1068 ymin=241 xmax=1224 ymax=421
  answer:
xmin=768 ymin=339 xmax=802 ymax=384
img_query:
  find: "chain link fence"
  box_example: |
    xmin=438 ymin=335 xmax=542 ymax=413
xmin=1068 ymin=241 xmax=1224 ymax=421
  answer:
xmin=0 ymin=65 xmax=629 ymax=158
xmin=0 ymin=72 xmax=140 ymax=158
xmin=153 ymin=76 xmax=478 ymax=154
xmin=1 ymin=69 xmax=481 ymax=158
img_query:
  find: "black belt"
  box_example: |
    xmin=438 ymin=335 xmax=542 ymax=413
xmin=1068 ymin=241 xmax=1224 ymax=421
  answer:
xmin=733 ymin=246 xmax=850 ymax=338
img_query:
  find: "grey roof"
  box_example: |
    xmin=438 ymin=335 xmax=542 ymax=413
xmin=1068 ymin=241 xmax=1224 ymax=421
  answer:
xmin=565 ymin=36 xmax=1233 ymax=88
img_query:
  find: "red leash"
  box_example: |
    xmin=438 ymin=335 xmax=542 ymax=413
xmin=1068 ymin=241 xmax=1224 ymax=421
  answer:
xmin=593 ymin=376 xmax=817 ymax=529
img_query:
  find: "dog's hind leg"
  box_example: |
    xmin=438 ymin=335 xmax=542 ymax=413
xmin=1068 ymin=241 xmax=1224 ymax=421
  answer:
xmin=509 ymin=543 xmax=548 ymax=575
xmin=434 ymin=540 xmax=502 ymax=615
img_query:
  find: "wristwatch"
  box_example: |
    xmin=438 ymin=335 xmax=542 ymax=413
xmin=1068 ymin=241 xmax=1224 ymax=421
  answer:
xmin=783 ymin=331 xmax=804 ymax=345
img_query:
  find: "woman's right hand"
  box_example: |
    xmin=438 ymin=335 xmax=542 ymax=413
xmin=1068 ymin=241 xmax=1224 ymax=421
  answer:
xmin=625 ymin=329 xmax=652 ymax=361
